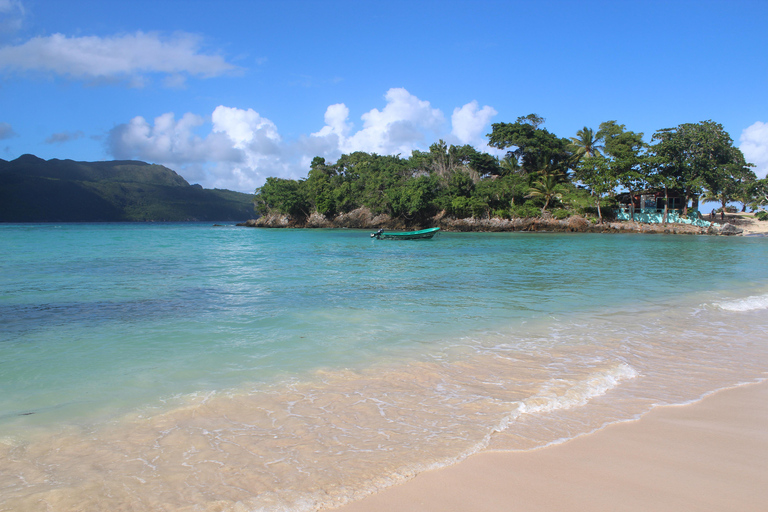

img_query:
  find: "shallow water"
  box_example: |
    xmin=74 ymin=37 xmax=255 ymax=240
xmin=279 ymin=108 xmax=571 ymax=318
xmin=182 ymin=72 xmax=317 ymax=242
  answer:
xmin=1 ymin=224 xmax=767 ymax=511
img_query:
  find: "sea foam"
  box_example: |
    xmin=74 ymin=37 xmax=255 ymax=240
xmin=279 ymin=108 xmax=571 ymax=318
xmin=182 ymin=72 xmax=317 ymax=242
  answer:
xmin=715 ymin=294 xmax=768 ymax=312
xmin=516 ymin=363 xmax=638 ymax=415
xmin=487 ymin=362 xmax=639 ymax=438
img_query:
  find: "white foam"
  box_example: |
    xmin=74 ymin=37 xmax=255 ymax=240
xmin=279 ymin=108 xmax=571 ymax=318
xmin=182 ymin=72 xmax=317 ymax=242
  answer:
xmin=715 ymin=294 xmax=768 ymax=312
xmin=513 ymin=363 xmax=638 ymax=418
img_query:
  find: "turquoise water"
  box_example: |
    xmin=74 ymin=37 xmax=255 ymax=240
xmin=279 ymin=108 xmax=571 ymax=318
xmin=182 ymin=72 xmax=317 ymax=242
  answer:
xmin=1 ymin=223 xmax=767 ymax=511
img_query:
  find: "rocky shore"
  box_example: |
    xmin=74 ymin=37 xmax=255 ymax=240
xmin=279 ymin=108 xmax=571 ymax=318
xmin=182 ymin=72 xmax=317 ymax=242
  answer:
xmin=239 ymin=207 xmax=747 ymax=235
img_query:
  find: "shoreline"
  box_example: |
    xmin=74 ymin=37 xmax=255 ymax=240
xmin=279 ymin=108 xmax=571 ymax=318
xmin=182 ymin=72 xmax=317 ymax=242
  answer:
xmin=335 ymin=380 xmax=768 ymax=512
xmin=240 ymin=208 xmax=764 ymax=236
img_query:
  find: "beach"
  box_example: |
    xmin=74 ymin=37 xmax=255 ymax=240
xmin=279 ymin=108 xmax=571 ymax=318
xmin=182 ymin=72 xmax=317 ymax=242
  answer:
xmin=336 ymin=380 xmax=768 ymax=512
xmin=719 ymin=212 xmax=768 ymax=236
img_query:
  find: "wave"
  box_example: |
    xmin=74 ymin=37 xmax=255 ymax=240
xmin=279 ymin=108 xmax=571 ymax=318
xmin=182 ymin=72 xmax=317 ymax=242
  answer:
xmin=487 ymin=362 xmax=638 ymax=440
xmin=714 ymin=293 xmax=768 ymax=312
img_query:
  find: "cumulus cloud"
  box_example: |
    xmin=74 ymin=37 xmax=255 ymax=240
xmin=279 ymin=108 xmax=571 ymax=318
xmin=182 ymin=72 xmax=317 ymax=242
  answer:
xmin=740 ymin=121 xmax=768 ymax=179
xmin=0 ymin=121 xmax=16 ymax=139
xmin=109 ymin=112 xmax=241 ymax=163
xmin=340 ymin=88 xmax=445 ymax=155
xmin=108 ymin=109 xmax=291 ymax=191
xmin=107 ymin=88 xmax=498 ymax=192
xmin=0 ymin=31 xmax=235 ymax=85
xmin=451 ymin=101 xmax=498 ymax=146
xmin=45 ymin=130 xmax=84 ymax=144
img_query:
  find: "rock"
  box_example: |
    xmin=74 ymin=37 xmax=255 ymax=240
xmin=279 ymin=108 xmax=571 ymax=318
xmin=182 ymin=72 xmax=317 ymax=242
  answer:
xmin=305 ymin=212 xmax=331 ymax=228
xmin=567 ymin=216 xmax=589 ymax=232
xmin=718 ymin=223 xmax=744 ymax=236
xmin=248 ymin=213 xmax=290 ymax=227
xmin=238 ymin=210 xmax=719 ymax=236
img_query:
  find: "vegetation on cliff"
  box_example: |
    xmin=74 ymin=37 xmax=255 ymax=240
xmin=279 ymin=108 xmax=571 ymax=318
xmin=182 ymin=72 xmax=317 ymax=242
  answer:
xmin=0 ymin=155 xmax=255 ymax=222
xmin=254 ymin=116 xmax=761 ymax=226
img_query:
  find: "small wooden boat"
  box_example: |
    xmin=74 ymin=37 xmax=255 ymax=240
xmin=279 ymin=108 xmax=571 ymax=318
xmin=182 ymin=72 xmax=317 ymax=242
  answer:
xmin=370 ymin=227 xmax=440 ymax=240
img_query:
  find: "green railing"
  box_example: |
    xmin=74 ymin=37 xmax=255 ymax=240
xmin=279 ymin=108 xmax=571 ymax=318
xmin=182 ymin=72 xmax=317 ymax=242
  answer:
xmin=615 ymin=208 xmax=711 ymax=228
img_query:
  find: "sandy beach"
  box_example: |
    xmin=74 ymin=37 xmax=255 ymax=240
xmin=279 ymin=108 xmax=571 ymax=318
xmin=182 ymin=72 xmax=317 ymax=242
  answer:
xmin=718 ymin=212 xmax=768 ymax=235
xmin=336 ymin=380 xmax=768 ymax=512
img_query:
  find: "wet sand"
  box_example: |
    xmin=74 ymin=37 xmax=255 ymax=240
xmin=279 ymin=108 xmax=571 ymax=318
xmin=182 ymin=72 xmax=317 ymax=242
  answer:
xmin=336 ymin=380 xmax=768 ymax=512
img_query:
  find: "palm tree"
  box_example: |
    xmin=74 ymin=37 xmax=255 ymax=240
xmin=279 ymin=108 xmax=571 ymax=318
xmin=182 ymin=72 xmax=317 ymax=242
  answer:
xmin=526 ymin=174 xmax=564 ymax=214
xmin=569 ymin=127 xmax=604 ymax=160
xmin=499 ymin=154 xmax=521 ymax=175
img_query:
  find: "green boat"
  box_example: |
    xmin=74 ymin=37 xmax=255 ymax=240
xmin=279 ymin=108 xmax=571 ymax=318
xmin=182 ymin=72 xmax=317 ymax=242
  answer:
xmin=370 ymin=227 xmax=441 ymax=240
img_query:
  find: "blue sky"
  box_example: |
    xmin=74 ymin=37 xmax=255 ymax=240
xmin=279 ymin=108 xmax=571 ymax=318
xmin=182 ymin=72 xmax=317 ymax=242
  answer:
xmin=1 ymin=0 xmax=767 ymax=193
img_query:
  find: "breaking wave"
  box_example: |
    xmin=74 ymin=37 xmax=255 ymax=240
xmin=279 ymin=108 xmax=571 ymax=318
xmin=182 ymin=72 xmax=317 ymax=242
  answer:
xmin=715 ymin=293 xmax=768 ymax=312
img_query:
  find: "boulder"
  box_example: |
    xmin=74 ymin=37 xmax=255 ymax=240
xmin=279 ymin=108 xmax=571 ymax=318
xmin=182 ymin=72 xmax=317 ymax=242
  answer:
xmin=718 ymin=223 xmax=744 ymax=236
xmin=567 ymin=216 xmax=589 ymax=232
xmin=305 ymin=212 xmax=331 ymax=228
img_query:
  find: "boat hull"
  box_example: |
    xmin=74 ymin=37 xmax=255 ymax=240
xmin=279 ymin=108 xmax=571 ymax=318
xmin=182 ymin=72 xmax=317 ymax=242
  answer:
xmin=371 ymin=227 xmax=440 ymax=240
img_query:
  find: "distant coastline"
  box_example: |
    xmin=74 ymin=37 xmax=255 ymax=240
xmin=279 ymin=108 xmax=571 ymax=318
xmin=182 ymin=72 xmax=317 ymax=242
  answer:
xmin=0 ymin=154 xmax=255 ymax=222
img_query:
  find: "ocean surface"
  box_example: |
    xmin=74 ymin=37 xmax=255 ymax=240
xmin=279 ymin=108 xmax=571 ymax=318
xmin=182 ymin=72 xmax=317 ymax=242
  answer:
xmin=1 ymin=223 xmax=767 ymax=511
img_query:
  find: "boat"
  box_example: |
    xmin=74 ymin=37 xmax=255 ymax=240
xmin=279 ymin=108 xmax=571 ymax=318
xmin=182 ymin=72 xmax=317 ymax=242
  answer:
xmin=370 ymin=227 xmax=441 ymax=240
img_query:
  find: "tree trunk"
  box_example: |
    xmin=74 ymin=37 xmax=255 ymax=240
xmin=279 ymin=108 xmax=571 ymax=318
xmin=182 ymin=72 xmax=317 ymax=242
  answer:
xmin=663 ymin=185 xmax=669 ymax=225
xmin=596 ymin=195 xmax=603 ymax=224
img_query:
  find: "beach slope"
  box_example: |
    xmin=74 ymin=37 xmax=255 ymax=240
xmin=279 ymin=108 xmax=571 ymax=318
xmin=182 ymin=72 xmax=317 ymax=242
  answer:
xmin=336 ymin=381 xmax=768 ymax=512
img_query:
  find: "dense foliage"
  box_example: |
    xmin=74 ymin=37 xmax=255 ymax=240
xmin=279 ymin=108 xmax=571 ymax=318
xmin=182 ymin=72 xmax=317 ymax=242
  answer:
xmin=0 ymin=155 xmax=255 ymax=222
xmin=255 ymin=116 xmax=759 ymax=224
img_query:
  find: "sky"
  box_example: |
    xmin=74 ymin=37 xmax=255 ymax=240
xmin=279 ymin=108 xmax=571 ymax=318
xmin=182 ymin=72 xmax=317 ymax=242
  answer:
xmin=1 ymin=0 xmax=767 ymax=194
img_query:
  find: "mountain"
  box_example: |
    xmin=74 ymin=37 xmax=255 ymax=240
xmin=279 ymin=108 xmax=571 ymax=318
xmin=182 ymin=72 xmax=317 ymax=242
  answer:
xmin=0 ymin=155 xmax=256 ymax=222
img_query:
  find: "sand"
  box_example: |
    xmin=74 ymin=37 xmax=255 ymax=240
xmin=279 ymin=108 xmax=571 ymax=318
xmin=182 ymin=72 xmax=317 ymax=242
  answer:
xmin=335 ymin=380 xmax=768 ymax=512
xmin=717 ymin=212 xmax=768 ymax=235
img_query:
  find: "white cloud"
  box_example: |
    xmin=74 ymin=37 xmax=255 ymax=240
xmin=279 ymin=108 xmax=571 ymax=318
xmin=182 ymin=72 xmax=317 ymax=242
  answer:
xmin=107 ymin=88 xmax=499 ymax=192
xmin=0 ymin=31 xmax=235 ymax=85
xmin=451 ymin=100 xmax=498 ymax=146
xmin=0 ymin=121 xmax=16 ymax=139
xmin=312 ymin=103 xmax=352 ymax=140
xmin=110 ymin=112 xmax=246 ymax=163
xmin=0 ymin=0 xmax=25 ymax=34
xmin=740 ymin=121 xmax=768 ymax=179
xmin=340 ymin=88 xmax=446 ymax=155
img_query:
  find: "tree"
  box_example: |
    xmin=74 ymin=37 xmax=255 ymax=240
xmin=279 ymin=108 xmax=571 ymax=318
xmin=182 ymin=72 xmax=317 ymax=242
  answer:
xmin=411 ymin=140 xmax=500 ymax=181
xmin=499 ymin=154 xmax=522 ymax=176
xmin=386 ymin=175 xmax=439 ymax=221
xmin=599 ymin=121 xmax=647 ymax=220
xmin=305 ymin=157 xmax=338 ymax=216
xmin=703 ymin=148 xmax=756 ymax=212
xmin=487 ymin=114 xmax=573 ymax=175
xmin=747 ymin=178 xmax=768 ymax=210
xmin=574 ymin=155 xmax=615 ymax=223
xmin=651 ymin=120 xmax=747 ymax=216
xmin=255 ymin=177 xmax=310 ymax=219
xmin=569 ymin=127 xmax=604 ymax=160
xmin=525 ymin=173 xmax=564 ymax=214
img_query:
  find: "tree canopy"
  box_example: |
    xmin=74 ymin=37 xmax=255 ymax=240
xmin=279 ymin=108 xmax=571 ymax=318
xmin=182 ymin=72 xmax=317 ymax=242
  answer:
xmin=254 ymin=116 xmax=759 ymax=225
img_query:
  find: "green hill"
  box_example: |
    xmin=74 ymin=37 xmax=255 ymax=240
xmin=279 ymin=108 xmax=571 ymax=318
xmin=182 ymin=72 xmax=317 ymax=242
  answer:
xmin=0 ymin=155 xmax=256 ymax=222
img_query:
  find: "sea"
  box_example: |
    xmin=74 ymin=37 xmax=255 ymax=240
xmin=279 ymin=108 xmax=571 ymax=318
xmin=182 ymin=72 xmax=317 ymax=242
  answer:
xmin=1 ymin=223 xmax=767 ymax=511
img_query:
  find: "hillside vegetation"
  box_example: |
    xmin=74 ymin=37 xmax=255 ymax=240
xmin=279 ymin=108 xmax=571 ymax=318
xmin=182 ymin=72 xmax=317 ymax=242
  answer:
xmin=0 ymin=155 xmax=255 ymax=222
